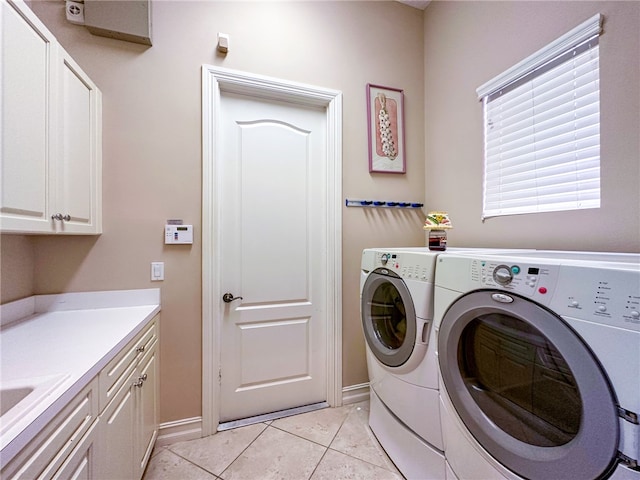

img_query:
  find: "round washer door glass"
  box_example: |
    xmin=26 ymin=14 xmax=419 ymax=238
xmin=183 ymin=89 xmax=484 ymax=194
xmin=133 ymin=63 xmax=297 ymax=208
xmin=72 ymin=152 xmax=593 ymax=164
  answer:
xmin=438 ymin=290 xmax=619 ymax=480
xmin=361 ymin=268 xmax=416 ymax=367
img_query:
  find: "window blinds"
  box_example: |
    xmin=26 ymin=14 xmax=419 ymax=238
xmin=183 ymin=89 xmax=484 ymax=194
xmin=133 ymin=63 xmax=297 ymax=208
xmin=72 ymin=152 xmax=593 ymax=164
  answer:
xmin=478 ymin=14 xmax=602 ymax=220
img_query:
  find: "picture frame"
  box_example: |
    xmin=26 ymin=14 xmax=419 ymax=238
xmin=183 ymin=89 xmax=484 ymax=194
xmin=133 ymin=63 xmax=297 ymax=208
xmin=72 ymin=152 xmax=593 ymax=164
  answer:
xmin=366 ymin=84 xmax=406 ymax=174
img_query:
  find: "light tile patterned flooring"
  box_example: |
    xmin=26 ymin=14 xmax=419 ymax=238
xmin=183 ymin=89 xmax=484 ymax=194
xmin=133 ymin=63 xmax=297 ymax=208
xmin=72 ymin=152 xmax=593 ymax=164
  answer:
xmin=143 ymin=401 xmax=404 ymax=480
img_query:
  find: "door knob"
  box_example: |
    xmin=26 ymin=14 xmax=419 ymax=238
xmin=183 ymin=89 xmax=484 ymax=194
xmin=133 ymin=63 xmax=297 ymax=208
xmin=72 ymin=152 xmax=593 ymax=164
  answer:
xmin=222 ymin=293 xmax=243 ymax=303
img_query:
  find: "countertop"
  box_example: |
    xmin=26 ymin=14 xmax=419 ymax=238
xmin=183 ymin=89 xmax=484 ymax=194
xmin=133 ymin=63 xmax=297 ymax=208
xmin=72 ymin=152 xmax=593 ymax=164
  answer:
xmin=0 ymin=289 xmax=161 ymax=464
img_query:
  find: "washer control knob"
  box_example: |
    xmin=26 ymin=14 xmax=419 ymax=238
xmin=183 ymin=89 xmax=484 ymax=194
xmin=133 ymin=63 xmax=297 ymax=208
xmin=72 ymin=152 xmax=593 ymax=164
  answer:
xmin=493 ymin=265 xmax=513 ymax=285
xmin=381 ymin=253 xmax=390 ymax=266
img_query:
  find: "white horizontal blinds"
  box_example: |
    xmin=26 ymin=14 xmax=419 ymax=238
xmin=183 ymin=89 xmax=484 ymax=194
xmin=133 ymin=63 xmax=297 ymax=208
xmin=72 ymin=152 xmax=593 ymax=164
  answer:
xmin=479 ymin=14 xmax=602 ymax=220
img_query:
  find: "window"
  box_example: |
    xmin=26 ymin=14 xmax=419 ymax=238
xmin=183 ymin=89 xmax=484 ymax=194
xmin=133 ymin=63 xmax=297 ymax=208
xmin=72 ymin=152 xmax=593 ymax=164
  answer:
xmin=477 ymin=14 xmax=602 ymax=219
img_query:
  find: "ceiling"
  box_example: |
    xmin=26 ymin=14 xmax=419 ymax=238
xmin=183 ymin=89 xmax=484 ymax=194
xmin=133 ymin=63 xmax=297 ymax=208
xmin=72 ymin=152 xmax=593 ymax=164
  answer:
xmin=396 ymin=0 xmax=431 ymax=10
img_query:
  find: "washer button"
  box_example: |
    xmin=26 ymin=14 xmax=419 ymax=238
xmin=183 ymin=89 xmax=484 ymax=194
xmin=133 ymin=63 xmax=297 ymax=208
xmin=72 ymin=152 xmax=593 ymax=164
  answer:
xmin=598 ymin=305 xmax=607 ymax=312
xmin=538 ymin=287 xmax=548 ymax=294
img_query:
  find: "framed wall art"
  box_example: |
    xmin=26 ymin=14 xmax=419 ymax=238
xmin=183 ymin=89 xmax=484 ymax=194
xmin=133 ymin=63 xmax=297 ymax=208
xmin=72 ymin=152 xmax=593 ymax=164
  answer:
xmin=366 ymin=84 xmax=406 ymax=174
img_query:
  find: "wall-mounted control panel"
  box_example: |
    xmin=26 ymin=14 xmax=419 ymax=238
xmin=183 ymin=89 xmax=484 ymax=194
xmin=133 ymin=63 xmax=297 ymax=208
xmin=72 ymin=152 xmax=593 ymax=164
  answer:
xmin=165 ymin=225 xmax=193 ymax=244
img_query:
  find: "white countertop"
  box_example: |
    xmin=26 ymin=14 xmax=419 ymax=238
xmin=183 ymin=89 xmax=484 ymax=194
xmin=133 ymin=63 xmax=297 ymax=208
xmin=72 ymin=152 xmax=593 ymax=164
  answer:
xmin=0 ymin=289 xmax=161 ymax=464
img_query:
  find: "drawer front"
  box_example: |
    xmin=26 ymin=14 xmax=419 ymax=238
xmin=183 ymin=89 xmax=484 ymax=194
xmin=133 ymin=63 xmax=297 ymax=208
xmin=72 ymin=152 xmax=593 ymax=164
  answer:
xmin=2 ymin=378 xmax=98 ymax=480
xmin=99 ymin=317 xmax=157 ymax=411
xmin=51 ymin=419 xmax=100 ymax=480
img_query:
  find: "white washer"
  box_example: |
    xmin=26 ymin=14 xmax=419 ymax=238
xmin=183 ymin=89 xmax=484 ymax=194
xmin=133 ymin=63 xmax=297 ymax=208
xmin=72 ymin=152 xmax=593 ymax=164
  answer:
xmin=434 ymin=251 xmax=640 ymax=480
xmin=360 ymin=247 xmax=530 ymax=479
xmin=361 ymin=247 xmax=445 ymax=480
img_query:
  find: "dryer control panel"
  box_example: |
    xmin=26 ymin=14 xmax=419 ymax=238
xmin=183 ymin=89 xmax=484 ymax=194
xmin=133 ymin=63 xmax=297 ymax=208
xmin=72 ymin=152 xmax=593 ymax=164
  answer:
xmin=472 ymin=258 xmax=561 ymax=301
xmin=465 ymin=256 xmax=640 ymax=331
xmin=550 ymin=265 xmax=640 ymax=331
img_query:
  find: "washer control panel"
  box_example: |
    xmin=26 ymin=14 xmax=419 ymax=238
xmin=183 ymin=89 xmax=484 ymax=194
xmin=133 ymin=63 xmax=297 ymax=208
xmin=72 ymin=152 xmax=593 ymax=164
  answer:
xmin=363 ymin=249 xmax=438 ymax=282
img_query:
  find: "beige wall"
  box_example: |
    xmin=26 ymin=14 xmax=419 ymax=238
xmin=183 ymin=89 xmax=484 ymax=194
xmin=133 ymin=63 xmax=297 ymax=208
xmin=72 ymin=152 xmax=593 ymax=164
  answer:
xmin=424 ymin=1 xmax=640 ymax=252
xmin=4 ymin=0 xmax=638 ymax=428
xmin=0 ymin=235 xmax=35 ymax=302
xmin=2 ymin=1 xmax=426 ymax=424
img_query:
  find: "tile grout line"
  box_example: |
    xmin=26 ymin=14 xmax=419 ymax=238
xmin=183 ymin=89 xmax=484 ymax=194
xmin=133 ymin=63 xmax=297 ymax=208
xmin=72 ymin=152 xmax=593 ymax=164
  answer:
xmin=217 ymin=421 xmax=272 ymax=479
xmin=164 ymin=421 xmax=271 ymax=480
xmin=157 ymin=446 xmax=222 ymax=479
xmin=307 ymin=446 xmax=331 ymax=480
xmin=266 ymin=403 xmax=400 ymax=477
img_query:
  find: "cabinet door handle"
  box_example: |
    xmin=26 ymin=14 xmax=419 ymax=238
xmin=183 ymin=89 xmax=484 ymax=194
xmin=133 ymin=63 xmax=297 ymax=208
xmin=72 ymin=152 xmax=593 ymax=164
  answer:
xmin=140 ymin=373 xmax=148 ymax=382
xmin=133 ymin=379 xmax=144 ymax=388
xmin=51 ymin=213 xmax=71 ymax=221
xmin=136 ymin=345 xmax=145 ymax=353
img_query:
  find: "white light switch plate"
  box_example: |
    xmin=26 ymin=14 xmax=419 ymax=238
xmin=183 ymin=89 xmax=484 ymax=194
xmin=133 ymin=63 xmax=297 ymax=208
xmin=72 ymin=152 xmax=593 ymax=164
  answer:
xmin=151 ymin=262 xmax=164 ymax=281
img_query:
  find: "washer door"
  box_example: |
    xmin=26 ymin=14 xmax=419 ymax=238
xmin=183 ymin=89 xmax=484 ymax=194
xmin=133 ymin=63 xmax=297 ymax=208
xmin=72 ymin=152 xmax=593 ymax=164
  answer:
xmin=438 ymin=290 xmax=619 ymax=480
xmin=361 ymin=268 xmax=417 ymax=368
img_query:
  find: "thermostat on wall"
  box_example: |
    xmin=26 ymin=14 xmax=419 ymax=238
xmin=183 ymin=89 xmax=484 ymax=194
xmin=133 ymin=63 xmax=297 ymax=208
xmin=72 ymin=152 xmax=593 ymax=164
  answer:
xmin=165 ymin=225 xmax=193 ymax=244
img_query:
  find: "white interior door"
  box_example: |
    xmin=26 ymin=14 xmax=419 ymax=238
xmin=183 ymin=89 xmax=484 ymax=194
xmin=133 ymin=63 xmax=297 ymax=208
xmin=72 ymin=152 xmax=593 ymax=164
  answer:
xmin=217 ymin=92 xmax=328 ymax=422
xmin=202 ymin=67 xmax=342 ymax=435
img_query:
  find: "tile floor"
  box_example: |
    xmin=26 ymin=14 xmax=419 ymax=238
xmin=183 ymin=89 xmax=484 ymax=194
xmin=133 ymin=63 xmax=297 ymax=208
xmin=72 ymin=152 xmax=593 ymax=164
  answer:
xmin=142 ymin=401 xmax=404 ymax=480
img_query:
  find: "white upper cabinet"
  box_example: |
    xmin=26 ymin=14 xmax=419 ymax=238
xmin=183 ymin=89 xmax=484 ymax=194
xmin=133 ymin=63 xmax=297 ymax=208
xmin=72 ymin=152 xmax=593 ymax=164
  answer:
xmin=0 ymin=0 xmax=102 ymax=234
xmin=56 ymin=49 xmax=102 ymax=234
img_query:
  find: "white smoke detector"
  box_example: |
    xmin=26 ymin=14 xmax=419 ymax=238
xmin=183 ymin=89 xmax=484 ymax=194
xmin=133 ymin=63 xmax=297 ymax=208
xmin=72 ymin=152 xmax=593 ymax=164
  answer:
xmin=65 ymin=1 xmax=85 ymax=25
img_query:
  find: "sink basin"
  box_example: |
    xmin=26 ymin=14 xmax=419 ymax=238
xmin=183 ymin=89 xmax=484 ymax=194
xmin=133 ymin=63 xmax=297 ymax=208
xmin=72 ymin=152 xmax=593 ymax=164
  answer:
xmin=1 ymin=387 xmax=35 ymax=416
xmin=0 ymin=374 xmax=70 ymax=436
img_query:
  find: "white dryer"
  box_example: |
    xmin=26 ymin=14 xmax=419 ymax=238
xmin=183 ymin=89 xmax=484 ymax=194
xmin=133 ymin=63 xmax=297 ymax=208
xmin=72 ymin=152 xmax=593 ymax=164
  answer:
xmin=434 ymin=251 xmax=640 ymax=480
xmin=361 ymin=248 xmax=445 ymax=480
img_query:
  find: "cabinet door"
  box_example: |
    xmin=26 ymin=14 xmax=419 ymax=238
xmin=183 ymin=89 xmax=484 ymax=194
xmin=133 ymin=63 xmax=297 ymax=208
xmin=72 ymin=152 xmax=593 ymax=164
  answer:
xmin=55 ymin=51 xmax=102 ymax=234
xmin=52 ymin=420 xmax=100 ymax=480
xmin=134 ymin=341 xmax=158 ymax=479
xmin=97 ymin=370 xmax=135 ymax=480
xmin=0 ymin=0 xmax=56 ymax=233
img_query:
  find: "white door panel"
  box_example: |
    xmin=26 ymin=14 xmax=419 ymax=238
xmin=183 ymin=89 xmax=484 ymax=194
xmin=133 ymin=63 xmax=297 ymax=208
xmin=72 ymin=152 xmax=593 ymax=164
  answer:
xmin=218 ymin=93 xmax=327 ymax=422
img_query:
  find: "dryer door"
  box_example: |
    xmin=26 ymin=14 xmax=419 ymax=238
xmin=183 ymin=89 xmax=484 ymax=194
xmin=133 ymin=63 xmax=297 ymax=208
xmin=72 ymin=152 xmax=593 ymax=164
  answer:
xmin=361 ymin=268 xmax=416 ymax=367
xmin=438 ymin=290 xmax=620 ymax=480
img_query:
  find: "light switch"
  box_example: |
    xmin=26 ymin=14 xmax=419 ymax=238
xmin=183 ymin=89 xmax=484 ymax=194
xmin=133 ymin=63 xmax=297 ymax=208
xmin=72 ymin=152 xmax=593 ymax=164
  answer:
xmin=151 ymin=262 xmax=164 ymax=281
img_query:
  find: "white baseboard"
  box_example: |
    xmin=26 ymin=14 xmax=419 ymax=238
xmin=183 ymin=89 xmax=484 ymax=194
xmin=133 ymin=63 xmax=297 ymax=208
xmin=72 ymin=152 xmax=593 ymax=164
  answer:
xmin=155 ymin=416 xmax=203 ymax=448
xmin=341 ymin=382 xmax=370 ymax=405
xmin=154 ymin=383 xmax=370 ymax=447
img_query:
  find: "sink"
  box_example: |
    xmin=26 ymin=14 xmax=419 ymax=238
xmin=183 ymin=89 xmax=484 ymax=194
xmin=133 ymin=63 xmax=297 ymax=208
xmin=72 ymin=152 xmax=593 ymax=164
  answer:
xmin=0 ymin=374 xmax=70 ymax=436
xmin=1 ymin=387 xmax=35 ymax=416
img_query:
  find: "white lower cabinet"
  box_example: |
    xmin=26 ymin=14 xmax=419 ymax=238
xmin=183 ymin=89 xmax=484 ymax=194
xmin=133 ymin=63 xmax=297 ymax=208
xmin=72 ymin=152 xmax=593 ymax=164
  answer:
xmin=98 ymin=316 xmax=159 ymax=480
xmin=1 ymin=379 xmax=99 ymax=480
xmin=134 ymin=343 xmax=159 ymax=479
xmin=98 ymin=369 xmax=136 ymax=479
xmin=52 ymin=420 xmax=100 ymax=480
xmin=1 ymin=315 xmax=159 ymax=480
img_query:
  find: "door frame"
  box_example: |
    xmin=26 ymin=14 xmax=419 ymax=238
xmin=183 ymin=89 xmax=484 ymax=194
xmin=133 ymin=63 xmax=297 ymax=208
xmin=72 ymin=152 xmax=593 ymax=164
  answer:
xmin=201 ymin=65 xmax=343 ymax=436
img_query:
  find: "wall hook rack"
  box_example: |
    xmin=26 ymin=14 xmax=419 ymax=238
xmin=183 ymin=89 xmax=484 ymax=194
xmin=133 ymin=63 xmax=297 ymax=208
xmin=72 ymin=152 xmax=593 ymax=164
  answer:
xmin=345 ymin=198 xmax=424 ymax=209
